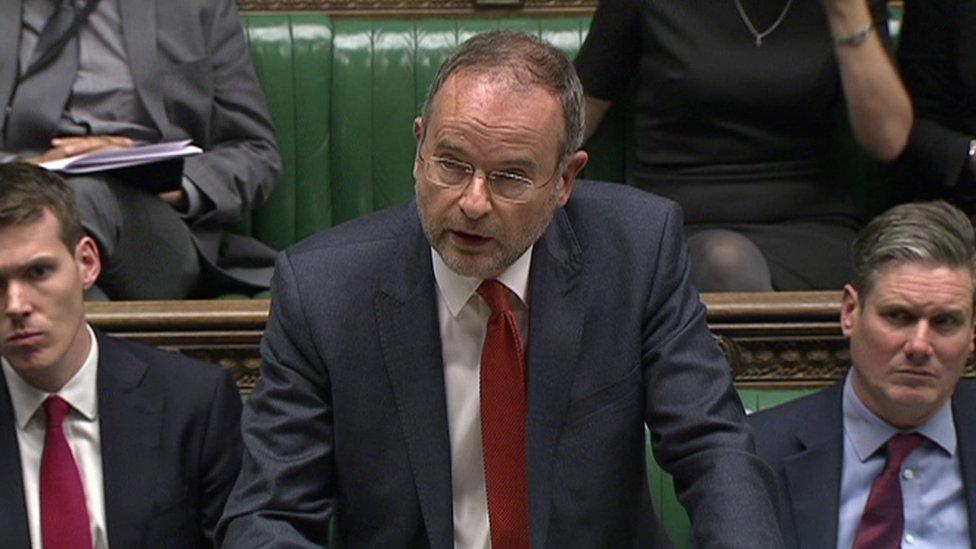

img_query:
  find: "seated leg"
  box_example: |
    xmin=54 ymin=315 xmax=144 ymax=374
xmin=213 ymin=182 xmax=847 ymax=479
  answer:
xmin=686 ymin=229 xmax=773 ymax=292
xmin=69 ymin=175 xmax=200 ymax=299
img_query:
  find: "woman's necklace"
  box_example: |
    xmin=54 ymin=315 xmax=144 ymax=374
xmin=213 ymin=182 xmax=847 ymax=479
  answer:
xmin=733 ymin=0 xmax=794 ymax=47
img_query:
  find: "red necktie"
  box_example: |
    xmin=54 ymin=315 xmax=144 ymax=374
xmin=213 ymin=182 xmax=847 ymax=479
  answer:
xmin=853 ymin=433 xmax=926 ymax=549
xmin=40 ymin=396 xmax=93 ymax=549
xmin=477 ymin=280 xmax=530 ymax=549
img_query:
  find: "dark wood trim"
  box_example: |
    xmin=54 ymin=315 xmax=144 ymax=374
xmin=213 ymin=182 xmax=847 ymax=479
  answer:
xmin=234 ymin=0 xmax=901 ymax=15
xmin=88 ymin=290 xmax=965 ymax=394
xmin=87 ymin=291 xmax=950 ymax=394
xmin=235 ymin=0 xmax=597 ymax=16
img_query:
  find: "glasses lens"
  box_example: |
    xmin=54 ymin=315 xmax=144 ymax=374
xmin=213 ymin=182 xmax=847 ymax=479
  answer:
xmin=429 ymin=158 xmax=471 ymax=187
xmin=490 ymin=172 xmax=532 ymax=202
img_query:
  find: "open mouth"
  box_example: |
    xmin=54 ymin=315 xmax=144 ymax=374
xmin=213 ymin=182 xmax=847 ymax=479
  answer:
xmin=451 ymin=230 xmax=492 ymax=247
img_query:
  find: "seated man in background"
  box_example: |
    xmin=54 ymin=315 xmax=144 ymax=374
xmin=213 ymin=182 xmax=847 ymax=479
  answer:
xmin=0 ymin=0 xmax=281 ymax=299
xmin=0 ymin=163 xmax=243 ymax=547
xmin=749 ymin=200 xmax=976 ymax=548
xmin=219 ymin=30 xmax=782 ymax=547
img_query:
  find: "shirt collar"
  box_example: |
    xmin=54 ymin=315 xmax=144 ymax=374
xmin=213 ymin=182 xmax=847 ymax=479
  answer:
xmin=843 ymin=369 xmax=956 ymax=461
xmin=431 ymin=245 xmax=533 ymax=318
xmin=1 ymin=324 xmax=100 ymax=430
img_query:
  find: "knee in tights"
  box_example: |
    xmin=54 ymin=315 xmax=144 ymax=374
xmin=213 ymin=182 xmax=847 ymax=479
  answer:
xmin=686 ymin=229 xmax=773 ymax=292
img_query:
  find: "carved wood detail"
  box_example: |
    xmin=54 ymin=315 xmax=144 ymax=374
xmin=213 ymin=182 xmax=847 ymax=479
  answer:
xmin=234 ymin=0 xmax=900 ymax=15
xmin=85 ymin=291 xmax=967 ymax=395
xmin=236 ymin=0 xmax=597 ymax=14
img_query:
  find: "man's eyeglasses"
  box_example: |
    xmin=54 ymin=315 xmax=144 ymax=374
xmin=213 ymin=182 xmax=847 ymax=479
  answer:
xmin=417 ymin=152 xmax=561 ymax=204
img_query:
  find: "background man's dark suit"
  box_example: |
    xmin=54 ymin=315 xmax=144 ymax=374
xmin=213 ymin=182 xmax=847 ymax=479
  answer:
xmin=0 ymin=0 xmax=282 ymax=294
xmin=747 ymin=379 xmax=976 ymax=549
xmin=218 ymin=181 xmax=781 ymax=547
xmin=0 ymin=330 xmax=243 ymax=548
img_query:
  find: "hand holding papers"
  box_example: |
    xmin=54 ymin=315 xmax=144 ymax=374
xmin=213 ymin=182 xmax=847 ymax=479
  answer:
xmin=40 ymin=139 xmax=202 ymax=174
xmin=39 ymin=139 xmax=202 ymax=193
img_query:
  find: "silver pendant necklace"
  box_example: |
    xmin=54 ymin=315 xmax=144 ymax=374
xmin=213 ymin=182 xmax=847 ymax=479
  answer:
xmin=733 ymin=0 xmax=794 ymax=47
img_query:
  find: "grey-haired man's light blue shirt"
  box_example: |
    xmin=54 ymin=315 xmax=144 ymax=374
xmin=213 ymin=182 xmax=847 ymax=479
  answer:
xmin=838 ymin=371 xmax=968 ymax=548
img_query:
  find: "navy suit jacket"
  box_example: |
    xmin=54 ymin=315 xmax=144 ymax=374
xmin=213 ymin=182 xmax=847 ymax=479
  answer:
xmin=219 ymin=181 xmax=782 ymax=547
xmin=748 ymin=379 xmax=976 ymax=549
xmin=0 ymin=330 xmax=242 ymax=548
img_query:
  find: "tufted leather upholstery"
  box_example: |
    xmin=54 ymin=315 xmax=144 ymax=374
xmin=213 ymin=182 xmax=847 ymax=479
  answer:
xmin=238 ymin=14 xmax=633 ymax=248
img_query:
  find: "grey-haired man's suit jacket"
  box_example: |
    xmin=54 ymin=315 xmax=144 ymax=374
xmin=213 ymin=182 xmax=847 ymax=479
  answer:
xmin=218 ymin=181 xmax=783 ymax=548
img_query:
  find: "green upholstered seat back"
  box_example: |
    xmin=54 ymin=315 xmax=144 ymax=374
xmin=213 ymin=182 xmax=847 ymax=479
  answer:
xmin=239 ymin=15 xmax=622 ymax=245
xmin=238 ymin=11 xmax=902 ymax=247
xmin=327 ymin=18 xmax=596 ymax=224
xmin=240 ymin=14 xmax=334 ymax=250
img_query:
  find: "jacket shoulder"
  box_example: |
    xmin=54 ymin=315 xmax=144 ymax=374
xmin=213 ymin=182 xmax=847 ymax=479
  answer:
xmin=747 ymin=384 xmax=842 ymax=459
xmin=98 ymin=331 xmax=234 ymax=394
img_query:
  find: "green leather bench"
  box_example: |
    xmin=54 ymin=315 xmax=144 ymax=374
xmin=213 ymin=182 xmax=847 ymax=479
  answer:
xmin=234 ymin=12 xmax=894 ymax=546
xmin=238 ymin=9 xmax=903 ymax=251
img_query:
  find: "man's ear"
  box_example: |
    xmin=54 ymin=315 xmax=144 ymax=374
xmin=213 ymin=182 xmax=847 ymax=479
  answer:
xmin=970 ymin=309 xmax=976 ymax=354
xmin=840 ymin=284 xmax=859 ymax=337
xmin=554 ymin=150 xmax=588 ymax=207
xmin=74 ymin=236 xmax=101 ymax=291
xmin=413 ymin=117 xmax=424 ymax=143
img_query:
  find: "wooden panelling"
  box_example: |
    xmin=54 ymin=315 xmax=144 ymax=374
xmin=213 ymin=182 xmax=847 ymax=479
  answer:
xmin=86 ymin=291 xmax=965 ymax=394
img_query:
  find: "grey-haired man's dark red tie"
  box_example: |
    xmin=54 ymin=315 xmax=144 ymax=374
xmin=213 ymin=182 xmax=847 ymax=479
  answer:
xmin=478 ymin=280 xmax=529 ymax=549
xmin=41 ymin=395 xmax=93 ymax=549
xmin=853 ymin=433 xmax=926 ymax=549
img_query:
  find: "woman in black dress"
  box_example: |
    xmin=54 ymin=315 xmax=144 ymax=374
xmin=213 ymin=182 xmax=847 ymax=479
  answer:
xmin=576 ymin=0 xmax=912 ymax=291
xmin=894 ymin=0 xmax=976 ymax=213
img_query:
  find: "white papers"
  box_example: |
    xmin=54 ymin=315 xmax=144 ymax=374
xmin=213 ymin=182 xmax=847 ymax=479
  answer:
xmin=39 ymin=139 xmax=202 ymax=174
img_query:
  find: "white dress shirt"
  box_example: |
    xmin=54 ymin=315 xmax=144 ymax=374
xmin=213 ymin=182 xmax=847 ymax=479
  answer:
xmin=432 ymin=247 xmax=532 ymax=549
xmin=2 ymin=324 xmax=108 ymax=549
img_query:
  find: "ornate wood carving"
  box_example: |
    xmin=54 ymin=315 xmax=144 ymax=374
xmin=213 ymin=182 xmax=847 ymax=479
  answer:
xmin=235 ymin=0 xmax=597 ymax=14
xmin=86 ymin=290 xmax=968 ymax=395
xmin=234 ymin=0 xmax=899 ymax=15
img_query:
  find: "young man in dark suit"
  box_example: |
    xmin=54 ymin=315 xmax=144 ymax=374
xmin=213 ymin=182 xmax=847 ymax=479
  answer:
xmin=749 ymin=200 xmax=976 ymax=548
xmin=219 ymin=30 xmax=781 ymax=548
xmin=0 ymin=163 xmax=242 ymax=548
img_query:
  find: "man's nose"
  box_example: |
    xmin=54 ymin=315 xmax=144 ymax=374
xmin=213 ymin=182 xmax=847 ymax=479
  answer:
xmin=458 ymin=172 xmax=493 ymax=220
xmin=904 ymin=322 xmax=934 ymax=360
xmin=4 ymin=283 xmax=32 ymax=319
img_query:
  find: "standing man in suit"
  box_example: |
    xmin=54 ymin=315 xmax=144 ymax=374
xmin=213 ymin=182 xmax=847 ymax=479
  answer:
xmin=749 ymin=200 xmax=976 ymax=548
xmin=0 ymin=162 xmax=243 ymax=547
xmin=219 ymin=30 xmax=781 ymax=548
xmin=0 ymin=0 xmax=281 ymax=299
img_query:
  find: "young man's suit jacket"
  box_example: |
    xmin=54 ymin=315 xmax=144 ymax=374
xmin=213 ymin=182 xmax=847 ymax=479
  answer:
xmin=218 ymin=181 xmax=783 ymax=548
xmin=748 ymin=379 xmax=976 ymax=549
xmin=0 ymin=0 xmax=282 ymax=292
xmin=0 ymin=330 xmax=243 ymax=548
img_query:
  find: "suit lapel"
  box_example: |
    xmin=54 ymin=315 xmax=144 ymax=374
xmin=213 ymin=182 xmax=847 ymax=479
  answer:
xmin=0 ymin=0 xmax=24 ymax=142
xmin=374 ymin=208 xmax=453 ymax=549
xmin=523 ymin=209 xmax=585 ymax=547
xmin=0 ymin=372 xmax=31 ymax=548
xmin=96 ymin=331 xmax=164 ymax=549
xmin=782 ymin=383 xmax=844 ymax=549
xmin=951 ymin=380 xmax=976 ymax=548
xmin=119 ymin=0 xmax=168 ymax=134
